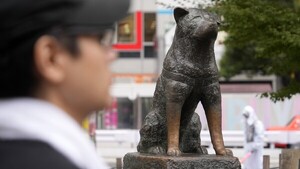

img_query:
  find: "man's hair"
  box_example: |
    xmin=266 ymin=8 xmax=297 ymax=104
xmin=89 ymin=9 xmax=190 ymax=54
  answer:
xmin=48 ymin=27 xmax=80 ymax=55
xmin=0 ymin=28 xmax=79 ymax=99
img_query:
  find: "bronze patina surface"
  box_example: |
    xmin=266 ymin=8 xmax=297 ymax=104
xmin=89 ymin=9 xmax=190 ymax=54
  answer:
xmin=137 ymin=7 xmax=232 ymax=157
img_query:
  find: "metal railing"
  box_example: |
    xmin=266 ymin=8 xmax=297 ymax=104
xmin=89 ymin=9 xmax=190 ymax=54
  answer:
xmin=96 ymin=129 xmax=300 ymax=148
xmin=96 ymin=129 xmax=300 ymax=168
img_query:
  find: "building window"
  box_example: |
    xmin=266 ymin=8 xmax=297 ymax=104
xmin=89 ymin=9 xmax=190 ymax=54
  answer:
xmin=117 ymin=14 xmax=135 ymax=43
xmin=144 ymin=46 xmax=156 ymax=58
xmin=117 ymin=98 xmax=134 ymax=129
xmin=99 ymin=98 xmax=135 ymax=129
xmin=118 ymin=52 xmax=140 ymax=58
xmin=144 ymin=13 xmax=156 ymax=42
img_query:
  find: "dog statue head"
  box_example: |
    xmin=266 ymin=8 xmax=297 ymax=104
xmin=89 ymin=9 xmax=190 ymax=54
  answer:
xmin=174 ymin=7 xmax=220 ymax=40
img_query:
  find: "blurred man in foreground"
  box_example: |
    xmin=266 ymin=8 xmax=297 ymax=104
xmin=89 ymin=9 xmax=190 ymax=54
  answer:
xmin=0 ymin=0 xmax=129 ymax=168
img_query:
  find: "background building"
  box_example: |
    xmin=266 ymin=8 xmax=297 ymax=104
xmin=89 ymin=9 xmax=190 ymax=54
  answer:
xmin=92 ymin=0 xmax=298 ymax=131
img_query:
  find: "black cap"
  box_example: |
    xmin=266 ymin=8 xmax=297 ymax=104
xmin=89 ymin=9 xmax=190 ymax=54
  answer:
xmin=0 ymin=0 xmax=130 ymax=51
xmin=64 ymin=0 xmax=131 ymax=33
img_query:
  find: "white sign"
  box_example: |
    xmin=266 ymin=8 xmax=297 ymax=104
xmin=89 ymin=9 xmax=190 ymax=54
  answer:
xmin=156 ymin=0 xmax=216 ymax=9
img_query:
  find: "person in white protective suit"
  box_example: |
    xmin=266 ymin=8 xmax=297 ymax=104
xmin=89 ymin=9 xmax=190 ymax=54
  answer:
xmin=242 ymin=105 xmax=265 ymax=169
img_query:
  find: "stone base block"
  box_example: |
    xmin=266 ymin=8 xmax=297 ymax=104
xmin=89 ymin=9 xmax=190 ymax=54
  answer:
xmin=123 ymin=152 xmax=241 ymax=169
xmin=280 ymin=149 xmax=300 ymax=169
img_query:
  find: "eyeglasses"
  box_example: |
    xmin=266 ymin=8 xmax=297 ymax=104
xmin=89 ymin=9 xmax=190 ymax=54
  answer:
xmin=97 ymin=30 xmax=114 ymax=49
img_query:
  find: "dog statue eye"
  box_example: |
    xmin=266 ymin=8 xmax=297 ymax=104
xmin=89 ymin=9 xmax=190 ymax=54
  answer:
xmin=192 ymin=16 xmax=201 ymax=20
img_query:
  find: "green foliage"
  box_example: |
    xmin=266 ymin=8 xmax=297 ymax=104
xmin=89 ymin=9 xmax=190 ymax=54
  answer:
xmin=219 ymin=43 xmax=270 ymax=79
xmin=261 ymin=80 xmax=300 ymax=102
xmin=214 ymin=0 xmax=300 ymax=101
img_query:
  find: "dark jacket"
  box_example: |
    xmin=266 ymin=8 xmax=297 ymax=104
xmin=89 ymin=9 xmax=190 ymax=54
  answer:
xmin=0 ymin=140 xmax=80 ymax=169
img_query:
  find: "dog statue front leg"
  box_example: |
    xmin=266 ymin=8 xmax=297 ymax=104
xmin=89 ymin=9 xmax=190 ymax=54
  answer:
xmin=205 ymin=107 xmax=233 ymax=156
xmin=166 ymin=101 xmax=183 ymax=156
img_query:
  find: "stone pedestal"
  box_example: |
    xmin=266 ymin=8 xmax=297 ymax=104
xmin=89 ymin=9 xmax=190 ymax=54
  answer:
xmin=123 ymin=153 xmax=241 ymax=169
xmin=280 ymin=149 xmax=300 ymax=169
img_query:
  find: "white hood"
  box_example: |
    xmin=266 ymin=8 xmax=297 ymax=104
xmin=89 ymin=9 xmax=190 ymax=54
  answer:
xmin=242 ymin=105 xmax=258 ymax=126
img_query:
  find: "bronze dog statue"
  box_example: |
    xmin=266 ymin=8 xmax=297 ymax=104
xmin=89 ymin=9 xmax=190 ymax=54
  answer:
xmin=137 ymin=7 xmax=232 ymax=156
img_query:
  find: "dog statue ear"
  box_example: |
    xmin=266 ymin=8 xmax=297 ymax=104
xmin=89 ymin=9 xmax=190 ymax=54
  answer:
xmin=174 ymin=7 xmax=189 ymax=23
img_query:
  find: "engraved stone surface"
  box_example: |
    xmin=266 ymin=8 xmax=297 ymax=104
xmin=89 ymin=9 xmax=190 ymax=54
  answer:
xmin=123 ymin=153 xmax=241 ymax=169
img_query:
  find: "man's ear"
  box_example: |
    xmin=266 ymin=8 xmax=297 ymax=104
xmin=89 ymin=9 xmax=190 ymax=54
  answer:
xmin=33 ymin=35 xmax=68 ymax=84
xmin=174 ymin=7 xmax=189 ymax=23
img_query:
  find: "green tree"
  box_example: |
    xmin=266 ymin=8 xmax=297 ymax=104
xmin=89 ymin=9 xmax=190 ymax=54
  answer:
xmin=214 ymin=0 xmax=300 ymax=102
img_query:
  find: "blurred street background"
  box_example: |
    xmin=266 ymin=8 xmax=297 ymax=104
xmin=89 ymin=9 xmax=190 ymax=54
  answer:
xmin=83 ymin=0 xmax=300 ymax=168
xmin=95 ymin=130 xmax=283 ymax=168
